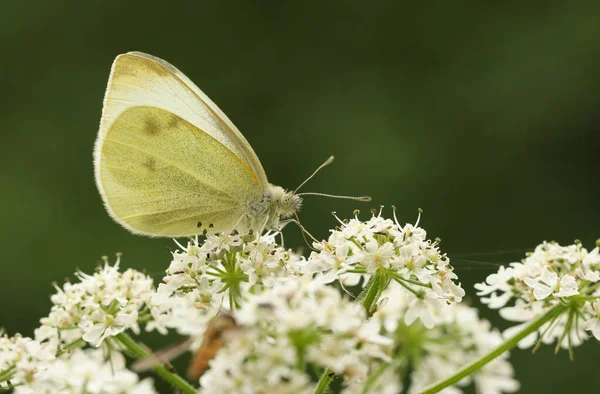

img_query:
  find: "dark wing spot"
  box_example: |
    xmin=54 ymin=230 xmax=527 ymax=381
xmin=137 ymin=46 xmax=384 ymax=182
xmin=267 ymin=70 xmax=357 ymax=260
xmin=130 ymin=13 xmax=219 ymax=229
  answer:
xmin=143 ymin=158 xmax=157 ymax=172
xmin=143 ymin=118 xmax=162 ymax=135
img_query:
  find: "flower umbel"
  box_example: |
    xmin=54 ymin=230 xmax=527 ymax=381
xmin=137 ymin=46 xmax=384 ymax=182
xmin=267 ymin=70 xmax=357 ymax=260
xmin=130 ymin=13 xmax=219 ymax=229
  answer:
xmin=198 ymin=277 xmax=394 ymax=393
xmin=15 ymin=348 xmax=156 ymax=394
xmin=37 ymin=255 xmax=155 ymax=349
xmin=367 ymin=281 xmax=520 ymax=394
xmin=155 ymin=232 xmax=304 ymax=313
xmin=475 ymin=240 xmax=600 ymax=351
xmin=0 ymin=333 xmax=56 ymax=390
xmin=0 ymin=333 xmax=155 ymax=393
xmin=306 ymin=209 xmax=465 ymax=326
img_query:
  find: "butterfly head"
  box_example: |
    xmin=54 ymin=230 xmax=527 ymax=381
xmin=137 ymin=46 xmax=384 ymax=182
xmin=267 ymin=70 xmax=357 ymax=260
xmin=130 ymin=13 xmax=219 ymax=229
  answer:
xmin=269 ymin=185 xmax=303 ymax=220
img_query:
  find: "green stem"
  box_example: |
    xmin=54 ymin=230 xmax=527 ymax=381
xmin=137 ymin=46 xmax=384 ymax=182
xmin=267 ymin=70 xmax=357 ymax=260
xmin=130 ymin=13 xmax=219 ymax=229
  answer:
xmin=115 ymin=332 xmax=197 ymax=394
xmin=358 ymin=272 xmax=391 ymax=314
xmin=582 ymin=282 xmax=600 ymax=294
xmin=389 ymin=272 xmax=431 ymax=289
xmin=574 ymin=295 xmax=600 ymax=302
xmin=0 ymin=366 xmax=16 ymax=382
xmin=57 ymin=338 xmax=86 ymax=356
xmin=418 ymin=304 xmax=567 ymax=394
xmin=359 ymin=277 xmax=380 ymax=314
xmin=361 ymin=362 xmax=389 ymax=393
xmin=390 ymin=274 xmax=422 ymax=298
xmin=313 ymin=368 xmax=334 ymax=394
xmin=345 ymin=269 xmax=367 ymax=274
xmin=0 ymin=383 xmax=16 ymax=392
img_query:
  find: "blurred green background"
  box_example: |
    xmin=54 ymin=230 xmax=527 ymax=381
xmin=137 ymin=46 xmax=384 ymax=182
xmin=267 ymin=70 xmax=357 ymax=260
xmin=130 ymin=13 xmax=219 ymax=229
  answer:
xmin=1 ymin=1 xmax=599 ymax=392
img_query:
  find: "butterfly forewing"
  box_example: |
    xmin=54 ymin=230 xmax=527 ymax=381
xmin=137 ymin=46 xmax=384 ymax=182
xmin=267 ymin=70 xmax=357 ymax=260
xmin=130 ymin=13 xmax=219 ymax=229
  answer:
xmin=97 ymin=52 xmax=268 ymax=186
xmin=95 ymin=52 xmax=268 ymax=236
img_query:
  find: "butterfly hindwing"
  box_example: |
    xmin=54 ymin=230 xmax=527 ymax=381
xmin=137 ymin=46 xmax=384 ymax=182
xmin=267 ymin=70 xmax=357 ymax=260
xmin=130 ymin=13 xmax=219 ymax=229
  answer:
xmin=97 ymin=105 xmax=262 ymax=237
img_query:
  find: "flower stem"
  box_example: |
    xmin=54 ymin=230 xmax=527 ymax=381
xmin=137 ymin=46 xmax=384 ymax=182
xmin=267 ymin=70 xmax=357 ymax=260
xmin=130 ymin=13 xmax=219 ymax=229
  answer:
xmin=313 ymin=367 xmax=334 ymax=394
xmin=0 ymin=365 xmax=15 ymax=382
xmin=115 ymin=332 xmax=197 ymax=394
xmin=359 ymin=272 xmax=390 ymax=314
xmin=361 ymin=362 xmax=389 ymax=393
xmin=418 ymin=304 xmax=567 ymax=394
xmin=0 ymin=383 xmax=16 ymax=392
xmin=57 ymin=338 xmax=86 ymax=356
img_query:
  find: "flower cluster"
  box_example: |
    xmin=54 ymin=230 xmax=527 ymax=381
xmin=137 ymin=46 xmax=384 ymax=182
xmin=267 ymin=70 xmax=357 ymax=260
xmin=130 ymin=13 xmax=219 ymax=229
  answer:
xmin=7 ymin=209 xmax=569 ymax=394
xmin=198 ymin=277 xmax=395 ymax=394
xmin=14 ymin=348 xmax=156 ymax=394
xmin=374 ymin=282 xmax=519 ymax=394
xmin=0 ymin=333 xmax=154 ymax=393
xmin=149 ymin=232 xmax=306 ymax=338
xmin=306 ymin=210 xmax=464 ymax=327
xmin=36 ymin=256 xmax=155 ymax=349
xmin=475 ymin=240 xmax=600 ymax=349
xmin=0 ymin=257 xmax=161 ymax=391
xmin=157 ymin=232 xmax=304 ymax=301
xmin=0 ymin=333 xmax=56 ymax=390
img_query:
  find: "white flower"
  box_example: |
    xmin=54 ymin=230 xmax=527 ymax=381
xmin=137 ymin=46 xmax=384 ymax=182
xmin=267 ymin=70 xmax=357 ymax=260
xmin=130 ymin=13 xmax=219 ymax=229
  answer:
xmin=199 ymin=335 xmax=313 ymax=394
xmin=37 ymin=256 xmax=155 ymax=348
xmin=80 ymin=309 xmax=139 ymax=347
xmin=404 ymin=290 xmax=443 ymax=329
xmin=13 ymin=348 xmax=156 ymax=394
xmin=554 ymin=274 xmax=579 ymax=298
xmin=147 ymin=286 xmax=213 ymax=339
xmin=158 ymin=233 xmax=305 ymax=312
xmin=523 ymin=268 xmax=579 ymax=300
xmin=583 ymin=300 xmax=600 ymax=340
xmin=0 ymin=333 xmax=56 ymax=390
xmin=369 ymin=281 xmax=519 ymax=393
xmin=477 ymin=240 xmax=600 ymax=350
xmin=307 ymin=209 xmax=464 ymax=328
xmin=400 ymin=302 xmax=519 ymax=394
xmin=474 ymin=266 xmax=518 ymax=308
xmin=200 ymin=277 xmax=392 ymax=392
xmin=362 ymin=240 xmax=395 ymax=272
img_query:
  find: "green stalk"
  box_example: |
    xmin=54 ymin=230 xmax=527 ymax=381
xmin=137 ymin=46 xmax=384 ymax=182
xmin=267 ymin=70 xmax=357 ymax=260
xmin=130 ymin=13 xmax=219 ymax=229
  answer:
xmin=418 ymin=304 xmax=567 ymax=394
xmin=313 ymin=368 xmax=334 ymax=394
xmin=0 ymin=366 xmax=15 ymax=382
xmin=361 ymin=362 xmax=389 ymax=393
xmin=361 ymin=277 xmax=381 ymax=313
xmin=57 ymin=338 xmax=86 ymax=356
xmin=358 ymin=272 xmax=390 ymax=314
xmin=116 ymin=332 xmax=197 ymax=394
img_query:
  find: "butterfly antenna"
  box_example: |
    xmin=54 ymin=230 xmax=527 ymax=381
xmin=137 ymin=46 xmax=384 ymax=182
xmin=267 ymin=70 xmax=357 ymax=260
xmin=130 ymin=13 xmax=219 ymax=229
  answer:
xmin=294 ymin=156 xmax=335 ymax=193
xmin=294 ymin=156 xmax=371 ymax=201
xmin=297 ymin=192 xmax=371 ymax=202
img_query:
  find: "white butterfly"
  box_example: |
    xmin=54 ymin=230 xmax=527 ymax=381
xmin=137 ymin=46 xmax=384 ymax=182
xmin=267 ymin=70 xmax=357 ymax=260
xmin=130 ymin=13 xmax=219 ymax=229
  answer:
xmin=94 ymin=52 xmax=368 ymax=237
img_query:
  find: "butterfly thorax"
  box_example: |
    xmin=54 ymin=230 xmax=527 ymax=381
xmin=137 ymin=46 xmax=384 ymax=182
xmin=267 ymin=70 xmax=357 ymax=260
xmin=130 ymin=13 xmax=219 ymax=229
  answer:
xmin=245 ymin=184 xmax=302 ymax=232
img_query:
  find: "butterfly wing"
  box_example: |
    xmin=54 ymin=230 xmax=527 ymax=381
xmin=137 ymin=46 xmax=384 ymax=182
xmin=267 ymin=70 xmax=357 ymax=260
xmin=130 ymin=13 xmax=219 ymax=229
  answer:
xmin=95 ymin=53 xmax=266 ymax=237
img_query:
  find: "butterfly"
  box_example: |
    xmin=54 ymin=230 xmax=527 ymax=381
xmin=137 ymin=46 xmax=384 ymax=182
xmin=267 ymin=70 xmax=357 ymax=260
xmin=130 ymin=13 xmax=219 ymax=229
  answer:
xmin=94 ymin=52 xmax=369 ymax=237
